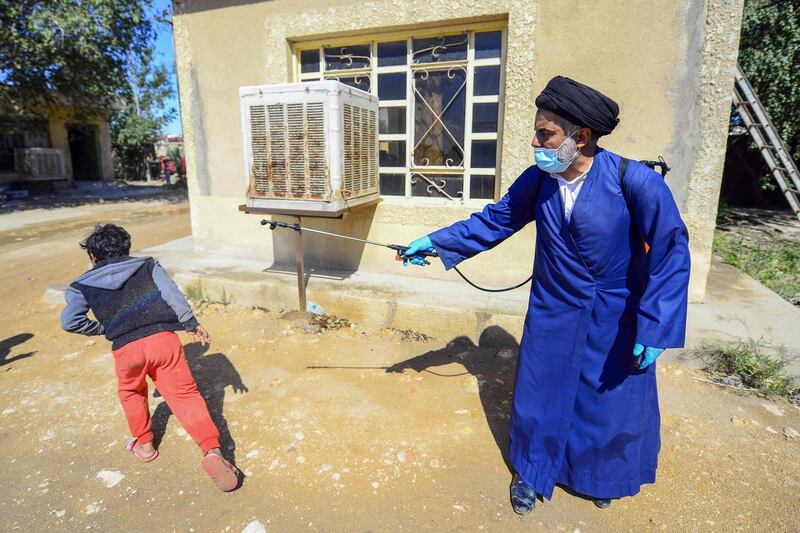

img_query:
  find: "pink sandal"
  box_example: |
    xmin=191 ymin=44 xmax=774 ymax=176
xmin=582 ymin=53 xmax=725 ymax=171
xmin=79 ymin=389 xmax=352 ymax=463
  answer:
xmin=125 ymin=437 xmax=159 ymax=463
xmin=201 ymin=452 xmax=240 ymax=491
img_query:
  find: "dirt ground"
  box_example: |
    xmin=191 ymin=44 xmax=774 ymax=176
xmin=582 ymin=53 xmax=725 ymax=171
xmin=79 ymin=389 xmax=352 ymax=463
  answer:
xmin=1 ymin=199 xmax=799 ymax=532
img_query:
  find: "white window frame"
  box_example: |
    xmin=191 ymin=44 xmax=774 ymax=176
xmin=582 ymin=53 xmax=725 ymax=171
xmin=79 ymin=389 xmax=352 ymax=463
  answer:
xmin=292 ymin=22 xmax=507 ymax=207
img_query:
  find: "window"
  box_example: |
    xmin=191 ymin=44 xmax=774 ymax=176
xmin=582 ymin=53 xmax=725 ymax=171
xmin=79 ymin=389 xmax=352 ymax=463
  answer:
xmin=296 ymin=26 xmax=505 ymax=203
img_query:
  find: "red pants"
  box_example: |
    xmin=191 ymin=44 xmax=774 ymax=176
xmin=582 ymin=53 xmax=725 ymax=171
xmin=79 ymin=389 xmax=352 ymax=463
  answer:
xmin=113 ymin=331 xmax=220 ymax=454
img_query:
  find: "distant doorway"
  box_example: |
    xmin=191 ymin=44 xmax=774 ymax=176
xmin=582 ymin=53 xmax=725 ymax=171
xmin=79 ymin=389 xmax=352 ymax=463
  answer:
xmin=67 ymin=124 xmax=102 ymax=180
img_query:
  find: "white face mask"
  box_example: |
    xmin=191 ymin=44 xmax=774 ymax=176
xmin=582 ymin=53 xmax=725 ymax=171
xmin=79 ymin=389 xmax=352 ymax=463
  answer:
xmin=533 ymin=131 xmax=580 ymax=174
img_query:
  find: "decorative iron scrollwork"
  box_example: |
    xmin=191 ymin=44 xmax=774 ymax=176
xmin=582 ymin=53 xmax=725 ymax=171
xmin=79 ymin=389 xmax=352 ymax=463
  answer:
xmin=325 ymin=46 xmax=371 ymax=69
xmin=411 ymin=172 xmax=463 ymax=200
xmin=412 ymin=34 xmax=468 ymax=64
xmin=411 ymin=66 xmax=467 ymax=169
xmin=330 ymin=72 xmax=371 ymax=88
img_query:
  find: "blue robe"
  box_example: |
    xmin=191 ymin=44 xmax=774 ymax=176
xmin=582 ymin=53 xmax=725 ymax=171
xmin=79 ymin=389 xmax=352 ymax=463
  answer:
xmin=429 ymin=148 xmax=690 ymax=499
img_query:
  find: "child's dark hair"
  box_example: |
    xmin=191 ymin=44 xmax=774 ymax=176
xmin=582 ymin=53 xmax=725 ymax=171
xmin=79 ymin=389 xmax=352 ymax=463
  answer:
xmin=80 ymin=224 xmax=131 ymax=261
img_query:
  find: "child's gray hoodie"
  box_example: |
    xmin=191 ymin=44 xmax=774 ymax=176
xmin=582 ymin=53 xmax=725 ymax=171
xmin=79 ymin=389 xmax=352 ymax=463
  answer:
xmin=61 ymin=256 xmax=198 ymax=349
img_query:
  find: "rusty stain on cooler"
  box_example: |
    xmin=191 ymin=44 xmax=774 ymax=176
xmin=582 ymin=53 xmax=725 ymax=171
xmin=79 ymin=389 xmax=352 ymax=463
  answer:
xmin=246 ymin=100 xmax=377 ymax=202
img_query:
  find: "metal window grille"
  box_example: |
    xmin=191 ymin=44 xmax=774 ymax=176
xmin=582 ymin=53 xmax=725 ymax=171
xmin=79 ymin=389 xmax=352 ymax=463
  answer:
xmin=296 ymin=26 xmax=506 ymax=204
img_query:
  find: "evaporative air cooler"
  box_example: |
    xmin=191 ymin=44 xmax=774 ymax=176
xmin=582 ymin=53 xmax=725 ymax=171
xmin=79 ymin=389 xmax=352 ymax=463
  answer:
xmin=239 ymin=81 xmax=380 ymax=215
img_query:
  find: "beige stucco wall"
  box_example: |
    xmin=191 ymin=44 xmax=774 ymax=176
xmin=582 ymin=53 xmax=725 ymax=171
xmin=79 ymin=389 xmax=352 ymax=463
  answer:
xmin=172 ymin=0 xmax=743 ymax=302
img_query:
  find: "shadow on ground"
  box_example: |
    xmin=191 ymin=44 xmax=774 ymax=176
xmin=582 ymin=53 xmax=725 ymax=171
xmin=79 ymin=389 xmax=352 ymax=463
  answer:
xmin=151 ymin=342 xmax=248 ymax=464
xmin=0 ymin=333 xmax=35 ymax=367
xmin=387 ymin=325 xmax=519 ymax=470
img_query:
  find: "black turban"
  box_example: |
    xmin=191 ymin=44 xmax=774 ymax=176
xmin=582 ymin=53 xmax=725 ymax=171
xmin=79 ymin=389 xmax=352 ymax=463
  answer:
xmin=535 ymin=76 xmax=620 ymax=136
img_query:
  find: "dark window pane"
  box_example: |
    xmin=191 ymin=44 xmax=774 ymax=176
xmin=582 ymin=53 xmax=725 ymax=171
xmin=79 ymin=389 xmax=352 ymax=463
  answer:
xmin=378 ymin=73 xmax=406 ymax=100
xmin=471 ymin=174 xmax=496 ymax=199
xmin=472 ymin=103 xmax=498 ymax=133
xmin=0 ymin=149 xmax=13 ymax=171
xmin=412 ymin=33 xmax=467 ymax=64
xmin=474 ymin=31 xmax=502 ymax=59
xmin=333 ymin=75 xmax=371 ymax=93
xmin=378 ymin=41 xmax=407 ymax=66
xmin=471 ymin=140 xmax=497 ymax=168
xmin=379 ymin=107 xmax=406 ymax=134
xmin=324 ymin=44 xmax=371 ymax=70
xmin=410 ymin=174 xmax=463 ymax=198
xmin=413 ymin=68 xmax=466 ymax=166
xmin=300 ymin=49 xmax=320 ymax=73
xmin=474 ymin=65 xmax=501 ymax=96
xmin=380 ymin=173 xmax=405 ymax=195
xmin=379 ymin=140 xmax=406 ymax=167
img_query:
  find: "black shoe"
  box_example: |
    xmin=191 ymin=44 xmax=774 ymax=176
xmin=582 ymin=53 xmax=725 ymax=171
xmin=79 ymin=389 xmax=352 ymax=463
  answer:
xmin=510 ymin=473 xmax=537 ymax=516
xmin=593 ymin=498 xmax=612 ymax=509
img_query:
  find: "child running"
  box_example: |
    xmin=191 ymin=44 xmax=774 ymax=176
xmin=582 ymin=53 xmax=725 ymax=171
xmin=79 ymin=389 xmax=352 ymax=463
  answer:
xmin=60 ymin=223 xmax=239 ymax=491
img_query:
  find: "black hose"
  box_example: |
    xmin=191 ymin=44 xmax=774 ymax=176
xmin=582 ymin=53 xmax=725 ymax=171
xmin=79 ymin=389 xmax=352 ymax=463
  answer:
xmin=452 ymin=265 xmax=533 ymax=293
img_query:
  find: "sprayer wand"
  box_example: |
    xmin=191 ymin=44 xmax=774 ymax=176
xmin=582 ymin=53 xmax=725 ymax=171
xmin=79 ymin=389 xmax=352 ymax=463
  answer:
xmin=260 ymin=219 xmax=438 ymax=264
xmin=260 ymin=219 xmax=532 ymax=290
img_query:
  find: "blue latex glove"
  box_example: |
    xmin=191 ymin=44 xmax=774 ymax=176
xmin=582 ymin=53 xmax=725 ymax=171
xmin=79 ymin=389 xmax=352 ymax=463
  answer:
xmin=633 ymin=343 xmax=664 ymax=369
xmin=403 ymin=235 xmax=434 ymax=267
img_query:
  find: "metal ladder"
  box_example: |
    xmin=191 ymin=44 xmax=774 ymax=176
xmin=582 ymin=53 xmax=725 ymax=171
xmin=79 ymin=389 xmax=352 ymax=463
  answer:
xmin=732 ymin=63 xmax=800 ymax=221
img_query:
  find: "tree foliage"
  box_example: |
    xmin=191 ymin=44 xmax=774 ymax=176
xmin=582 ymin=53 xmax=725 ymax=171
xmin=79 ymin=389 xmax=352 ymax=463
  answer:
xmin=111 ymin=48 xmax=175 ymax=180
xmin=738 ymin=0 xmax=800 ymax=161
xmin=0 ymin=1 xmax=155 ymax=111
xmin=0 ymin=1 xmax=177 ymax=180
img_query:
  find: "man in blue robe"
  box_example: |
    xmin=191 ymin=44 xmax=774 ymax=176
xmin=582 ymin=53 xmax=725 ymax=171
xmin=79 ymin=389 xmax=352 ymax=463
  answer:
xmin=402 ymin=76 xmax=691 ymax=513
